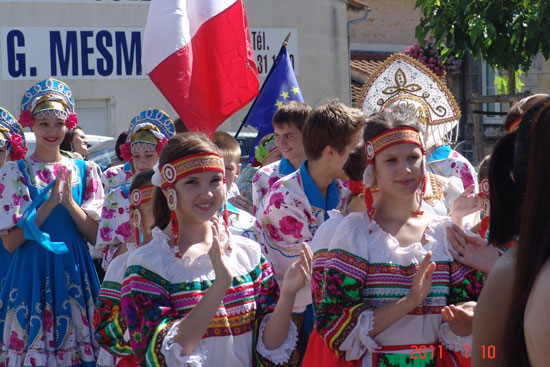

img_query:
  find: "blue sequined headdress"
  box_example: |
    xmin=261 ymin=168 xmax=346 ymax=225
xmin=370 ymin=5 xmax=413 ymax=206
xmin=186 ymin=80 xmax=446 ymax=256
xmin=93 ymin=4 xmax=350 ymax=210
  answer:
xmin=120 ymin=108 xmax=175 ymax=162
xmin=19 ymin=78 xmax=78 ymax=130
xmin=0 ymin=107 xmax=27 ymax=160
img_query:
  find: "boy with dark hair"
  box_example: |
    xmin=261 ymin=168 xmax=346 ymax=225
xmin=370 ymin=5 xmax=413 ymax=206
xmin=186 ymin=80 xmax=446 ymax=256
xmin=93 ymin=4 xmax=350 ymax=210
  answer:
xmin=258 ymin=101 xmax=365 ymax=365
xmin=252 ymin=101 xmax=311 ymax=214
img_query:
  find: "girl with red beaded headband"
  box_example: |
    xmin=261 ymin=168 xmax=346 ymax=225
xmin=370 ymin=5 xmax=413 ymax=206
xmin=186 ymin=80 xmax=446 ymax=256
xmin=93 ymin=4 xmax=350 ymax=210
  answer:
xmin=120 ymin=133 xmax=312 ymax=367
xmin=94 ymin=170 xmax=156 ymax=367
xmin=314 ymin=111 xmax=483 ymax=366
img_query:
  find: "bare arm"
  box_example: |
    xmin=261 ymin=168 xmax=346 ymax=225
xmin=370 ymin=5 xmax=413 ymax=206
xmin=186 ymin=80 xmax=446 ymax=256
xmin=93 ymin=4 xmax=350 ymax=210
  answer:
xmin=173 ymin=220 xmax=232 ymax=356
xmin=524 ymin=259 xmax=550 ymax=367
xmin=471 ymin=247 xmax=517 ymax=367
xmin=262 ymin=243 xmax=312 ymax=349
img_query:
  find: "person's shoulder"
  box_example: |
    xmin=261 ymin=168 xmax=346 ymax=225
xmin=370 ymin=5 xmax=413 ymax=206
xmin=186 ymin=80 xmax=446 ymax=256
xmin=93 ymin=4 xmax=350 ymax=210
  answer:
xmin=524 ymin=259 xmax=550 ymax=367
xmin=477 ymin=246 xmax=517 ymax=307
xmin=126 ymin=233 xmax=172 ymax=273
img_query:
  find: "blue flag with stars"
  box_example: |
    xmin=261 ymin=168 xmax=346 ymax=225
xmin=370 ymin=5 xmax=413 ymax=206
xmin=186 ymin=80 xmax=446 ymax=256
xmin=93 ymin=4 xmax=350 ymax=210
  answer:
xmin=241 ymin=44 xmax=304 ymax=160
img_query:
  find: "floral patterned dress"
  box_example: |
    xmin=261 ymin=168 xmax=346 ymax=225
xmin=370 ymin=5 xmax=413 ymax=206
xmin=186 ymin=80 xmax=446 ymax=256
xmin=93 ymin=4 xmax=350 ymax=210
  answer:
xmin=427 ymin=146 xmax=478 ymax=194
xmin=257 ymin=161 xmax=348 ymax=313
xmin=96 ymin=181 xmax=133 ymax=270
xmin=101 ymin=162 xmax=133 ymax=195
xmin=0 ymin=155 xmax=104 ymax=367
xmin=316 ymin=213 xmax=483 ymax=367
xmin=251 ymin=157 xmax=296 ymax=216
xmin=120 ymin=232 xmax=298 ymax=367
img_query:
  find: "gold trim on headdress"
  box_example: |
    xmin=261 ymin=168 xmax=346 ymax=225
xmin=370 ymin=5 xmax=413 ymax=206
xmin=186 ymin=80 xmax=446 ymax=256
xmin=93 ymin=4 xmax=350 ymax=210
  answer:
xmin=33 ymin=95 xmax=70 ymax=114
xmin=160 ymin=152 xmax=225 ymax=189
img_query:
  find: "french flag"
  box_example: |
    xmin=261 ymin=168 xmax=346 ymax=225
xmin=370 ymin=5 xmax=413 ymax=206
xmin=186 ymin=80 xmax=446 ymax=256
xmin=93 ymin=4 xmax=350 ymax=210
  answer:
xmin=142 ymin=0 xmax=260 ymax=135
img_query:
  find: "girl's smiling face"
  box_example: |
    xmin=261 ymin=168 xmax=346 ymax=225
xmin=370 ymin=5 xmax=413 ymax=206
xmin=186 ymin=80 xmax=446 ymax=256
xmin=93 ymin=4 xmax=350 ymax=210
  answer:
xmin=32 ymin=115 xmax=67 ymax=152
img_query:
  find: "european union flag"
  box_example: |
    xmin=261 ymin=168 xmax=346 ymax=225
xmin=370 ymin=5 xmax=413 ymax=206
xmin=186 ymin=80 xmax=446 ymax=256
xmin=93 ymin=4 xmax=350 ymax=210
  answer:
xmin=241 ymin=44 xmax=304 ymax=159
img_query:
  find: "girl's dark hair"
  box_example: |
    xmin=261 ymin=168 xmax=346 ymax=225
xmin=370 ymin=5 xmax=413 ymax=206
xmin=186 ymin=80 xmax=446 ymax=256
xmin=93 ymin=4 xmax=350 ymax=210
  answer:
xmin=488 ymin=97 xmax=550 ymax=247
xmin=130 ymin=169 xmax=154 ymax=192
xmin=115 ymin=131 xmax=128 ymax=161
xmin=504 ymin=94 xmax=549 ymax=131
xmin=153 ymin=133 xmax=221 ymax=229
xmin=60 ymin=126 xmax=83 ymax=152
xmin=343 ymin=142 xmax=366 ymax=181
xmin=503 ymin=100 xmax=550 ymax=366
xmin=363 ymin=110 xmax=422 ymax=143
xmin=487 ymin=132 xmax=520 ymax=247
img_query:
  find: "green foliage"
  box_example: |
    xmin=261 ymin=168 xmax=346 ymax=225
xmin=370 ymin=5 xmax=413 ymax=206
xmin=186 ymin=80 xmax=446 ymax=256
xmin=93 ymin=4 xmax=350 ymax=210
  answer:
xmin=494 ymin=70 xmax=525 ymax=94
xmin=415 ymin=0 xmax=550 ymax=77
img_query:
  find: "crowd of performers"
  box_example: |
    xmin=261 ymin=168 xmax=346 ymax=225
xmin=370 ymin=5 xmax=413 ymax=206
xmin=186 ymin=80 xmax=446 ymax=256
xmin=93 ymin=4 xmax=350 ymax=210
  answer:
xmin=1 ymin=53 xmax=549 ymax=367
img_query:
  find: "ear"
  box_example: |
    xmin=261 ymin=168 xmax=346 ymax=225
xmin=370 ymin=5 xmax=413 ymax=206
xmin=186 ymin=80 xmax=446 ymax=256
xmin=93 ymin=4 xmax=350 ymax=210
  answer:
xmin=321 ymin=145 xmax=335 ymax=159
xmin=236 ymin=162 xmax=242 ymax=176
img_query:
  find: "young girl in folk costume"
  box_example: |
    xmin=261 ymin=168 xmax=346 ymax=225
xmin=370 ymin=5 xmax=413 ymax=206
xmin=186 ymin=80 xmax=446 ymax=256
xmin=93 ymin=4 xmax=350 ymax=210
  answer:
xmin=96 ymin=109 xmax=174 ymax=269
xmin=120 ymin=133 xmax=312 ymax=367
xmin=0 ymin=78 xmax=105 ymax=366
xmin=315 ymin=111 xmax=483 ymax=367
xmin=94 ymin=170 xmax=156 ymax=367
xmin=0 ymin=107 xmax=27 ymax=292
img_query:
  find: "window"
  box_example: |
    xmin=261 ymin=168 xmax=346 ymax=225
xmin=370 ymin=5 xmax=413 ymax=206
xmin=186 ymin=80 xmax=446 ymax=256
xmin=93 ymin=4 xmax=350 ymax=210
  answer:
xmin=75 ymin=98 xmax=112 ymax=136
xmin=481 ymin=62 xmax=503 ymax=124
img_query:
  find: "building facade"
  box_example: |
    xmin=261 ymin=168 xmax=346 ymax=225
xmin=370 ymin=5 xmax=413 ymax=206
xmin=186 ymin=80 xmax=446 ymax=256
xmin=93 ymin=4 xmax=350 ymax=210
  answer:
xmin=0 ymin=0 xmax=350 ymax=137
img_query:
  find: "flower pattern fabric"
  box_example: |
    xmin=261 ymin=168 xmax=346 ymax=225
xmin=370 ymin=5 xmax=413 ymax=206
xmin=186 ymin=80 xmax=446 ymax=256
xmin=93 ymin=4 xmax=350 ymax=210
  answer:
xmin=257 ymin=163 xmax=348 ymax=312
xmin=252 ymin=157 xmax=296 ymax=216
xmin=427 ymin=148 xmax=478 ymax=194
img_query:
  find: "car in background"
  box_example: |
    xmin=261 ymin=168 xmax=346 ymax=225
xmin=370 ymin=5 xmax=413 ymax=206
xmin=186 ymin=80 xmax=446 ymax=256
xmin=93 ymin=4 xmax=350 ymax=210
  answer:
xmin=230 ymin=131 xmax=258 ymax=165
xmin=86 ymin=138 xmax=117 ymax=170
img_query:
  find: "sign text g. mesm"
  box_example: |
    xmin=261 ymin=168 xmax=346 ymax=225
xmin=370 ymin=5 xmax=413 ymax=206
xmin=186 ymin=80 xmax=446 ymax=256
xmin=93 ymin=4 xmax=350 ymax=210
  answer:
xmin=1 ymin=27 xmax=143 ymax=80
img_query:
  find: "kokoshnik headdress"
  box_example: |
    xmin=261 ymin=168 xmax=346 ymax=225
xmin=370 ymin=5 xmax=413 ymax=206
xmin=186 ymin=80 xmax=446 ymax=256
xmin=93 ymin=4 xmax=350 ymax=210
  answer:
xmin=152 ymin=152 xmax=229 ymax=247
xmin=129 ymin=184 xmax=156 ymax=246
xmin=0 ymin=107 xmax=27 ymax=161
xmin=358 ymin=53 xmax=461 ymax=150
xmin=362 ymin=124 xmax=427 ymax=219
xmin=19 ymin=78 xmax=78 ymax=130
xmin=120 ymin=109 xmax=175 ymax=162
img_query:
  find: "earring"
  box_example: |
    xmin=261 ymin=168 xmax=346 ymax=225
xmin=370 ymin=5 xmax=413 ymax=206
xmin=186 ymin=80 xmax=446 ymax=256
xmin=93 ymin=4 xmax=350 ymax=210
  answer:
xmin=166 ymin=188 xmax=177 ymax=210
xmin=132 ymin=209 xmax=142 ymax=246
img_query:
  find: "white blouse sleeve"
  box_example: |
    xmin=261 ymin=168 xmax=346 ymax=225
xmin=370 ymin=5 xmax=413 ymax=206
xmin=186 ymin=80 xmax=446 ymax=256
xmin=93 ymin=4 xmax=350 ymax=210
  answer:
xmin=256 ymin=313 xmax=298 ymax=364
xmin=81 ymin=161 xmax=105 ymax=221
xmin=0 ymin=161 xmax=32 ymax=231
xmin=161 ymin=320 xmax=208 ymax=367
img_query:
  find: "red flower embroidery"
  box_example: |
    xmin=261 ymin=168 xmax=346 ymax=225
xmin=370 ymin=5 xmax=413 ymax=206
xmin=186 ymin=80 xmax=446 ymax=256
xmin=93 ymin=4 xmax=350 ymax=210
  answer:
xmin=278 ymin=216 xmax=303 ymax=239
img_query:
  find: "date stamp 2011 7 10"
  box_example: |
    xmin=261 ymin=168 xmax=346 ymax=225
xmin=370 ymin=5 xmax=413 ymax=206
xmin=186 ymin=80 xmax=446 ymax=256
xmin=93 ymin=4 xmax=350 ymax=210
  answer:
xmin=410 ymin=345 xmax=496 ymax=360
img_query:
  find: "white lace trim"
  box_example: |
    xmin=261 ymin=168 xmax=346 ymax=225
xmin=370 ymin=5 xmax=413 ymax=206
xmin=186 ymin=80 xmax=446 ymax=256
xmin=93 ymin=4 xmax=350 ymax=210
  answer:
xmin=438 ymin=322 xmax=472 ymax=356
xmin=256 ymin=313 xmax=298 ymax=365
xmin=162 ymin=320 xmax=208 ymax=366
xmin=340 ymin=308 xmax=379 ymax=360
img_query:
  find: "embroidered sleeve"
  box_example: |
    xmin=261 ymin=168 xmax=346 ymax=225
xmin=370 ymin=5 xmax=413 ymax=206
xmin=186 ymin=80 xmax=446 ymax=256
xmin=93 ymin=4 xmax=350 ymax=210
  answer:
xmin=96 ymin=188 xmax=132 ymax=252
xmin=448 ymin=262 xmax=484 ymax=304
xmin=81 ymin=161 xmax=105 ymax=221
xmin=0 ymin=161 xmax=31 ymax=231
xmin=316 ymin=249 xmax=377 ymax=360
xmin=93 ymin=280 xmax=132 ymax=357
xmin=258 ymin=185 xmax=314 ymax=283
xmin=120 ymin=265 xmax=179 ymax=366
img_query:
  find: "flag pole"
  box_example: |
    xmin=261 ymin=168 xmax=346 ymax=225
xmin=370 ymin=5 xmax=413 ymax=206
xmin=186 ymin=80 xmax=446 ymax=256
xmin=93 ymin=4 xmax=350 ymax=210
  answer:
xmin=234 ymin=32 xmax=292 ymax=139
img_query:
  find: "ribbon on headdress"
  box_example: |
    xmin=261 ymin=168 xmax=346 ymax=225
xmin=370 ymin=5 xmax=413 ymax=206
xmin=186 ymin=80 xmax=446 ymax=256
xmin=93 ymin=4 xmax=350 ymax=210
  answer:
xmin=362 ymin=126 xmax=426 ymax=219
xmin=507 ymin=117 xmax=522 ymax=133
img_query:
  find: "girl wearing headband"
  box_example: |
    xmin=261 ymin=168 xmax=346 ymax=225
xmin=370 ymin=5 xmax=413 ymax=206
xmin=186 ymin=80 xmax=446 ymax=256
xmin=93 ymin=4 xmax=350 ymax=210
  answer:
xmin=97 ymin=109 xmax=174 ymax=270
xmin=94 ymin=170 xmax=156 ymax=367
xmin=0 ymin=107 xmax=27 ymax=293
xmin=0 ymin=78 xmax=105 ymax=365
xmin=315 ymin=111 xmax=482 ymax=366
xmin=121 ymin=133 xmax=312 ymax=367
